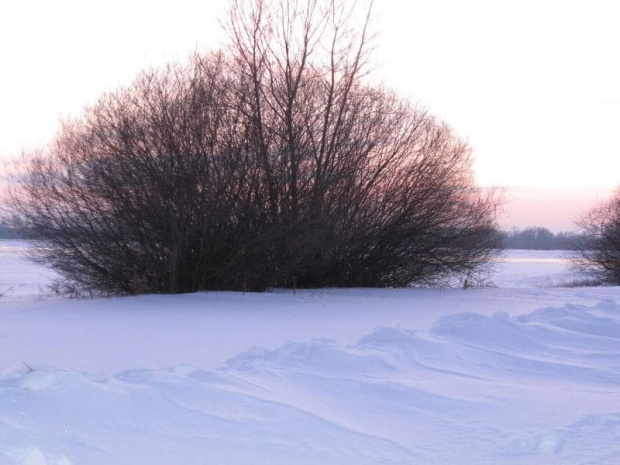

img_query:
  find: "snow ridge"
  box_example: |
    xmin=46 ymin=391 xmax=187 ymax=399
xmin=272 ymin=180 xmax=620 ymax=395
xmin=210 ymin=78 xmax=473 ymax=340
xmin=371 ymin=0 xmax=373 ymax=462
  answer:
xmin=1 ymin=300 xmax=619 ymax=464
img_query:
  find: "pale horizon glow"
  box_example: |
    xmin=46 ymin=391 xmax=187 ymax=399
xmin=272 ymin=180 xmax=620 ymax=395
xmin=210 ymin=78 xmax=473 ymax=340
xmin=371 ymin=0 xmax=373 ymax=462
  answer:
xmin=500 ymin=186 xmax=614 ymax=232
xmin=1 ymin=0 xmax=619 ymax=230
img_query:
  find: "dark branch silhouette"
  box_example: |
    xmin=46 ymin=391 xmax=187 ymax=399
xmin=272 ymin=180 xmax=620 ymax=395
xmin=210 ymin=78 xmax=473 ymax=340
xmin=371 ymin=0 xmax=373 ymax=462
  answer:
xmin=574 ymin=192 xmax=620 ymax=284
xmin=9 ymin=0 xmax=501 ymax=294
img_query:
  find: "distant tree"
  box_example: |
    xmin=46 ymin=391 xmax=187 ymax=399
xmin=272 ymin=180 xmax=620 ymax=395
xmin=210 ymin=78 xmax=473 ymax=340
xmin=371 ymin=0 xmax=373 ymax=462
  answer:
xmin=8 ymin=0 xmax=501 ymax=294
xmin=0 ymin=215 xmax=27 ymax=239
xmin=0 ymin=220 xmax=10 ymax=239
xmin=574 ymin=192 xmax=620 ymax=283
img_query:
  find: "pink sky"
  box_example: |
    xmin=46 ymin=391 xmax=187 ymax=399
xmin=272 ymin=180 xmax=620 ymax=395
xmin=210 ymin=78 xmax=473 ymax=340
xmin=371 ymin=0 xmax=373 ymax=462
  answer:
xmin=500 ymin=187 xmax=614 ymax=232
xmin=1 ymin=0 xmax=619 ymax=231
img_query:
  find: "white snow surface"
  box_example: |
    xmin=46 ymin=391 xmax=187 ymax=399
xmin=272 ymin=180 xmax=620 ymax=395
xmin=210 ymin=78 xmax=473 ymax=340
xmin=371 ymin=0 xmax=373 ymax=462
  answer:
xmin=491 ymin=249 xmax=586 ymax=288
xmin=1 ymin=240 xmax=620 ymax=464
xmin=0 ymin=241 xmax=58 ymax=301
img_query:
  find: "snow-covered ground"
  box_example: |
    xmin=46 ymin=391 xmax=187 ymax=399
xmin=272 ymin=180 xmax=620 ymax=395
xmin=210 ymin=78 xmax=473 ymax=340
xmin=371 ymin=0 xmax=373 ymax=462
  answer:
xmin=492 ymin=249 xmax=585 ymax=288
xmin=0 ymin=241 xmax=58 ymax=301
xmin=1 ymin=240 xmax=619 ymax=464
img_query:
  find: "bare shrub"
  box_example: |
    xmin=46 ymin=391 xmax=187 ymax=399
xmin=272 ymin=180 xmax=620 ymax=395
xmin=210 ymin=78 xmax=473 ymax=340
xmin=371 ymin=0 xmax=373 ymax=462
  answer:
xmin=574 ymin=191 xmax=620 ymax=284
xmin=8 ymin=0 xmax=501 ymax=294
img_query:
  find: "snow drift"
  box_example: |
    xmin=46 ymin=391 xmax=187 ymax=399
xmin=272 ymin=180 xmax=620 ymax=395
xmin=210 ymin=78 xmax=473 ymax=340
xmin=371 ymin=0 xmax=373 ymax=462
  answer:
xmin=1 ymin=300 xmax=619 ymax=464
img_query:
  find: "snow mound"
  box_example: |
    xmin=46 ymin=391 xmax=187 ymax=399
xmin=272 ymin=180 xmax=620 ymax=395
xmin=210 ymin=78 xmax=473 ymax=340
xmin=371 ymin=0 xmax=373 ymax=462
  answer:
xmin=1 ymin=301 xmax=620 ymax=464
xmin=517 ymin=298 xmax=620 ymax=338
xmin=227 ymin=339 xmax=398 ymax=376
xmin=1 ymin=444 xmax=73 ymax=465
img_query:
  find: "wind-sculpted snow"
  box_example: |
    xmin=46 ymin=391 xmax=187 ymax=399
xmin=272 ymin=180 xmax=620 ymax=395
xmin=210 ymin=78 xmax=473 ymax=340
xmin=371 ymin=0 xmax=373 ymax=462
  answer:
xmin=2 ymin=301 xmax=620 ymax=464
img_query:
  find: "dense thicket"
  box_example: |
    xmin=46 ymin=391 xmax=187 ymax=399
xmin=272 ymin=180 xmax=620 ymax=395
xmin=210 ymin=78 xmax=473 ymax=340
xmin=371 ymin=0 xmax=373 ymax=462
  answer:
xmin=9 ymin=0 xmax=500 ymax=294
xmin=574 ymin=192 xmax=620 ymax=283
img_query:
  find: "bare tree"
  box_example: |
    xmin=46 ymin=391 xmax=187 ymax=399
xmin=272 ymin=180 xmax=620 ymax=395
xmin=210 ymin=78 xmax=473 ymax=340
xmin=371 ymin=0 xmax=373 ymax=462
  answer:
xmin=574 ymin=192 xmax=620 ymax=284
xmin=9 ymin=0 xmax=501 ymax=294
xmin=221 ymin=0 xmax=500 ymax=287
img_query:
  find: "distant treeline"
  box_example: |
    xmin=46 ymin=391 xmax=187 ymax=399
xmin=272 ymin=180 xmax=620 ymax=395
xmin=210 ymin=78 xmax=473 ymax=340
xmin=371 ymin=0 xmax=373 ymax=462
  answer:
xmin=0 ymin=217 xmax=28 ymax=239
xmin=499 ymin=227 xmax=586 ymax=250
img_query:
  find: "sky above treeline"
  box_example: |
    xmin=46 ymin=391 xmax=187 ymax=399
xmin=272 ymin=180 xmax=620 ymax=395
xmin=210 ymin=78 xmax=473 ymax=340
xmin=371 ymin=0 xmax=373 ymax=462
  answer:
xmin=1 ymin=0 xmax=618 ymax=231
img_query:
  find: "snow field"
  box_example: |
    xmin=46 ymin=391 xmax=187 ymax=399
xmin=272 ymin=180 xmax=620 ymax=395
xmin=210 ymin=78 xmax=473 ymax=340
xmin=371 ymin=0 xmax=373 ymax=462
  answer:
xmin=0 ymin=241 xmax=58 ymax=301
xmin=1 ymin=300 xmax=620 ymax=464
xmin=1 ymin=241 xmax=620 ymax=464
